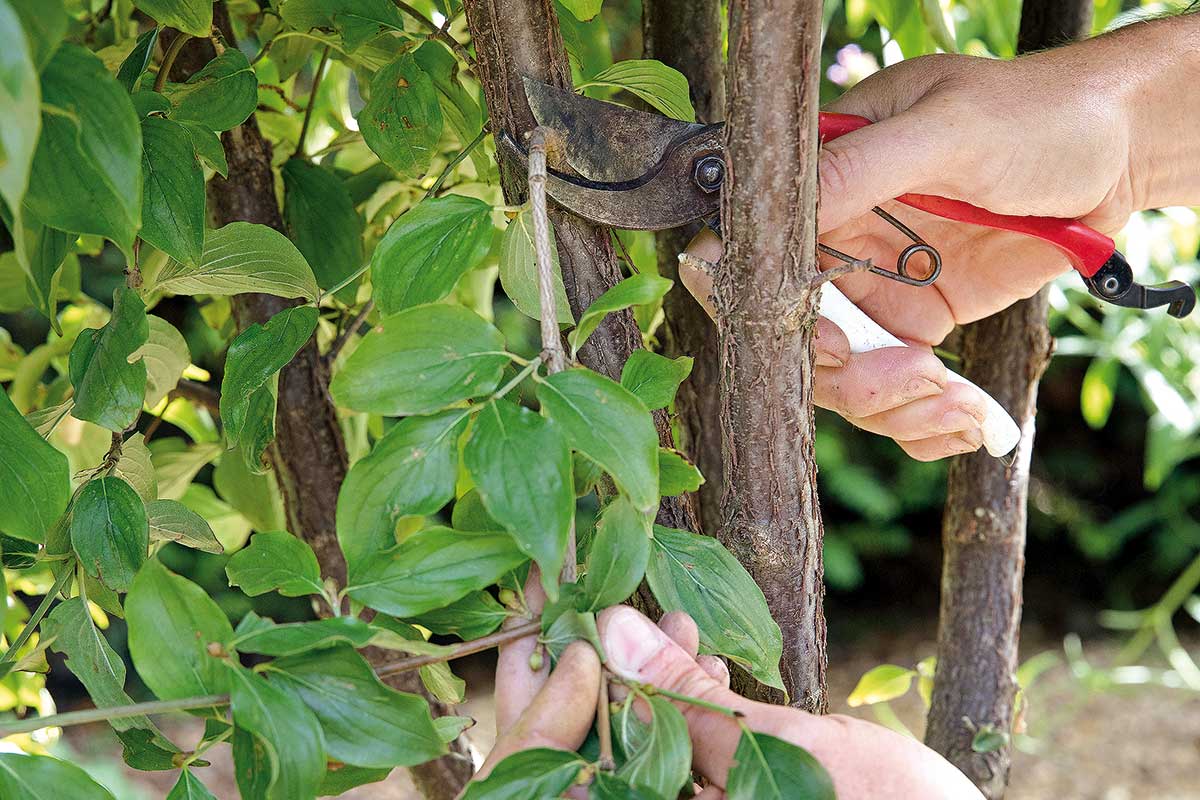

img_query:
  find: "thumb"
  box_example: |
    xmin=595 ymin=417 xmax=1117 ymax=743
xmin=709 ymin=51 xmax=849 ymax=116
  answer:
xmin=817 ymin=112 xmax=943 ymax=234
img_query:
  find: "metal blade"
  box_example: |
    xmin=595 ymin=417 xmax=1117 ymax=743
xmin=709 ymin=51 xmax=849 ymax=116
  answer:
xmin=522 ymin=76 xmax=707 ymax=182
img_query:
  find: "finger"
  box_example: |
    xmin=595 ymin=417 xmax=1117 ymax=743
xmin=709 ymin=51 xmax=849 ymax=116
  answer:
xmin=814 ymin=347 xmax=947 ymax=420
xmin=658 ymin=611 xmax=700 ymax=659
xmin=694 ymin=786 xmax=726 ymax=800
xmin=697 ymin=656 xmax=730 ymax=688
xmin=477 ymin=641 xmax=602 ymax=780
xmin=849 ymin=381 xmax=987 ymax=442
xmin=495 ymin=567 xmax=549 ymax=733
xmin=814 ymin=317 xmax=850 ymax=368
xmin=897 ymin=430 xmax=984 ymax=461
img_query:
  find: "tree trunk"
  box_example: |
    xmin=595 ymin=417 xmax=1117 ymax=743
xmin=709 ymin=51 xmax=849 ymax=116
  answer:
xmin=716 ymin=0 xmax=827 ymax=710
xmin=643 ymin=0 xmax=725 ymax=537
xmin=924 ymin=3 xmax=1090 ymax=795
xmin=463 ymin=0 xmax=699 ymax=534
xmin=202 ymin=8 xmax=474 ymax=797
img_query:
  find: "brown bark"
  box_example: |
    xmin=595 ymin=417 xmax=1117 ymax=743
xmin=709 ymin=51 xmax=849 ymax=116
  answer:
xmin=643 ymin=0 xmax=725 ymax=536
xmin=201 ymin=8 xmax=474 ymax=797
xmin=463 ymin=0 xmax=698 ymax=534
xmin=716 ymin=0 xmax=827 ymax=710
xmin=924 ymin=3 xmax=1089 ymax=794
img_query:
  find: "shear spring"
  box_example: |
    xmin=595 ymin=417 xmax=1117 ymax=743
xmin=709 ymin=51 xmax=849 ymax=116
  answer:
xmin=818 ymin=207 xmax=943 ymax=287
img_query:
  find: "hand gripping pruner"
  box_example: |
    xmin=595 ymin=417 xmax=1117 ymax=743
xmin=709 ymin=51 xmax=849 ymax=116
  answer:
xmin=498 ymin=78 xmax=1197 ymax=457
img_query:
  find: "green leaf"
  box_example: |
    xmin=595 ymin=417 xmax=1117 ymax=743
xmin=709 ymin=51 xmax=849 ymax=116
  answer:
xmin=558 ymin=0 xmax=603 ymax=21
xmin=589 ymin=772 xmax=643 ymax=800
xmin=412 ymin=41 xmax=489 ymax=178
xmin=434 ymin=715 xmax=474 ymax=743
xmin=646 ymin=525 xmax=784 ymax=691
xmin=465 ymin=399 xmax=574 ymax=600
xmin=233 ymin=614 xmax=375 ymax=657
xmin=151 ymin=438 xmax=222 ymax=500
xmin=541 ymin=608 xmax=602 ymax=662
xmin=113 ymin=432 xmax=158 ymax=502
xmin=166 ymin=769 xmax=219 ymax=800
xmin=0 ymin=0 xmax=40 ymax=239
xmin=569 ymin=274 xmax=672 ymax=356
xmin=282 ymin=158 xmax=364 ymax=296
xmin=136 ymin=0 xmax=212 ymax=37
xmin=166 ymin=49 xmax=258 ymax=132
xmin=0 ymin=533 xmax=38 ymax=568
xmin=227 ymin=664 xmax=327 ymax=800
xmin=179 ymin=120 xmax=228 ymax=177
xmin=461 ymin=749 xmax=586 ymax=800
xmin=268 ymin=645 xmax=446 ymax=768
xmin=405 ymin=591 xmax=508 ymax=640
xmin=0 ymin=386 xmax=69 ymax=542
xmin=359 ymin=53 xmax=443 ymax=178
xmin=3 ymin=209 xmax=72 ymax=332
xmin=584 ymin=495 xmax=650 ymax=609
xmin=0 ymin=754 xmax=117 ymax=800
xmin=337 ymin=409 xmax=469 ymax=568
xmin=71 ymin=476 xmax=149 ymax=592
xmin=658 ymin=448 xmax=703 ymax=497
xmin=131 ymin=315 xmax=191 ymax=407
xmin=970 ymin=725 xmax=1009 ymax=754
xmin=127 ymin=558 xmax=235 ymax=699
xmin=132 ymin=88 xmax=171 ymax=117
xmin=498 ymin=209 xmax=573 ymax=324
xmin=371 ymin=195 xmax=494 ymax=315
xmin=213 ymin=453 xmax=287 ymax=532
xmin=725 ymin=731 xmax=835 ymax=800
xmin=1081 ymin=356 xmax=1119 ymax=429
xmin=9 ymin=0 xmax=67 ymax=72
xmin=615 ymin=694 xmax=691 ymax=799
xmin=581 ymin=60 xmax=695 ymax=122
xmin=226 ymin=530 xmax=324 ymax=597
xmin=220 ymin=305 xmax=318 ymax=463
xmin=69 ymin=286 xmax=149 ymax=432
xmin=846 ymin=664 xmax=916 ymax=707
xmin=26 ymin=44 xmax=142 ymax=254
xmin=318 ymin=765 xmax=392 ymax=796
xmin=43 ymin=597 xmax=143 ymax=726
xmin=346 ymin=526 xmax=526 ymax=617
xmin=154 ymin=222 xmax=320 ymax=300
xmin=620 ymin=350 xmax=692 ymax=411
xmin=116 ymin=26 xmax=159 ymax=92
xmin=146 ymin=498 xmax=222 ymax=553
xmin=330 ymin=304 xmax=510 ymax=415
xmin=115 ymin=727 xmax=184 ymax=772
xmin=537 ymin=369 xmax=659 ymax=512
xmin=419 ymin=660 xmax=466 ymax=704
xmin=280 ymin=0 xmax=406 ymax=51
xmin=140 ymin=116 xmax=205 ymax=266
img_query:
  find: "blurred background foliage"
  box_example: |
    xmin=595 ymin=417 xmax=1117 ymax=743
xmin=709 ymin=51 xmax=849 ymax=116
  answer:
xmin=1 ymin=0 xmax=1198 ymax=790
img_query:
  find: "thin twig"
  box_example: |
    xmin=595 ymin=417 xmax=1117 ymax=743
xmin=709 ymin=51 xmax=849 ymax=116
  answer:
xmin=295 ymin=46 xmax=332 ymax=159
xmin=326 ymin=301 xmax=375 ymax=365
xmin=528 ymin=126 xmax=577 ymax=583
xmin=393 ymin=1 xmax=477 ymax=68
xmin=375 ymin=619 xmax=541 ymax=677
xmin=424 ymin=126 xmax=489 ymax=200
xmin=154 ymin=33 xmax=192 ymax=92
xmin=810 ymin=246 xmax=874 ymax=288
xmin=597 ymin=675 xmax=615 ymax=770
xmin=0 ymin=567 xmax=76 ymax=679
xmin=174 ymin=379 xmax=221 ymax=412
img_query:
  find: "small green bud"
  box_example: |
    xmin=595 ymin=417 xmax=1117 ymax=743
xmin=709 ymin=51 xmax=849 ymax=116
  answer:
xmin=528 ymin=649 xmax=544 ymax=672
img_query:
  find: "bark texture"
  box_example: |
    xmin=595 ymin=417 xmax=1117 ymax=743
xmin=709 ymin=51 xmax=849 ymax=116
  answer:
xmin=202 ymin=9 xmax=474 ymax=797
xmin=643 ymin=0 xmax=725 ymax=536
xmin=463 ymin=0 xmax=698 ymax=534
xmin=924 ymin=2 xmax=1090 ymax=794
xmin=717 ymin=0 xmax=827 ymax=710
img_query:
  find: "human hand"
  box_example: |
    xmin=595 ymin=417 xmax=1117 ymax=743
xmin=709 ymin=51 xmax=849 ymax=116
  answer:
xmin=598 ymin=606 xmax=985 ymax=800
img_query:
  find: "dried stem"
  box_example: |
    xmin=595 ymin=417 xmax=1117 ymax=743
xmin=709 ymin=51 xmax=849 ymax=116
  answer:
xmin=809 ymin=256 xmax=874 ymax=289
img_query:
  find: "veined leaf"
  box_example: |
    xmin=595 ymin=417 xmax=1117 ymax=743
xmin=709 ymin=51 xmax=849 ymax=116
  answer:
xmin=403 ymin=591 xmax=508 ymax=641
xmin=464 ymin=400 xmax=574 ymax=600
xmin=131 ymin=315 xmax=191 ymax=407
xmin=113 ymin=432 xmax=157 ymax=502
xmin=658 ymin=448 xmax=703 ymax=497
xmin=537 ymin=369 xmax=659 ymax=512
xmin=25 ymin=44 xmax=142 ymax=254
xmin=847 ymin=664 xmax=916 ymax=707
xmin=569 ymin=274 xmax=672 ymax=356
xmin=69 ymin=286 xmax=149 ymax=432
xmin=498 ymin=209 xmax=573 ymax=324
xmin=140 ymin=116 xmax=205 ymax=266
xmin=583 ymin=495 xmax=650 ymax=610
xmin=460 ymin=749 xmax=586 ymax=800
xmin=115 ymin=26 xmax=159 ymax=91
xmin=330 ymin=304 xmax=509 ymax=416
xmin=179 ymin=121 xmax=228 ymax=176
xmin=165 ymin=49 xmax=258 ymax=132
xmin=620 ymin=350 xmax=693 ymax=411
xmin=226 ymin=530 xmax=324 ymax=597
xmin=0 ymin=0 xmax=40 ymax=252
xmin=558 ymin=0 xmax=604 ymax=21
xmin=0 ymin=387 xmax=69 ymax=542
xmin=615 ymin=693 xmax=691 ymax=799
xmin=646 ymin=525 xmax=785 ymax=691
xmin=413 ymin=41 xmax=489 ymax=178
xmin=232 ymin=613 xmax=376 ymax=657
xmin=371 ymin=194 xmax=494 ymax=315
xmin=71 ymin=476 xmax=148 ymax=592
xmin=154 ymin=222 xmax=320 ymax=300
xmin=358 ymin=53 xmax=442 ymax=178
xmin=165 ymin=770 xmax=218 ymax=800
xmin=135 ymin=0 xmax=212 ymax=38
xmin=725 ymin=731 xmax=835 ymax=800
xmin=580 ymin=59 xmax=695 ymax=122
xmin=0 ymin=754 xmax=117 ymax=800
xmin=282 ymin=157 xmax=364 ymax=297
xmin=8 ymin=0 xmax=67 ymax=72
xmin=145 ymin=498 xmax=222 ymax=553
xmin=280 ymin=0 xmax=407 ymax=51
xmin=2 ymin=208 xmax=71 ymax=332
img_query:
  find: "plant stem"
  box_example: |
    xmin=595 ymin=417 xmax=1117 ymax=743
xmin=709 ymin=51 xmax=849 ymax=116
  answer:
xmin=489 ymin=356 xmax=542 ymax=401
xmin=393 ymin=1 xmax=476 ymax=68
xmin=319 ymin=261 xmax=372 ymax=302
xmin=154 ymin=33 xmax=192 ymax=92
xmin=424 ymin=126 xmax=488 ymax=200
xmin=596 ymin=677 xmax=614 ymax=770
xmin=326 ymin=300 xmax=375 ymax=365
xmin=375 ymin=619 xmax=541 ymax=678
xmin=295 ymin=46 xmax=332 ymax=159
xmin=619 ymin=679 xmax=741 ymax=718
xmin=0 ymin=566 xmax=75 ymax=679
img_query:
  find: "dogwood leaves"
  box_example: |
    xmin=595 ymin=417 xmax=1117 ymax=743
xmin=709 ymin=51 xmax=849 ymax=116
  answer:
xmin=0 ymin=0 xmax=39 ymax=239
xmin=140 ymin=116 xmax=205 ymax=266
xmin=0 ymin=388 xmax=69 ymax=543
xmin=358 ymin=53 xmax=443 ymax=178
xmin=71 ymin=476 xmax=149 ymax=592
xmin=725 ymin=731 xmax=836 ymax=800
xmin=153 ymin=222 xmax=320 ymax=300
xmin=135 ymin=0 xmax=212 ymax=38
xmin=69 ymin=287 xmax=149 ymax=432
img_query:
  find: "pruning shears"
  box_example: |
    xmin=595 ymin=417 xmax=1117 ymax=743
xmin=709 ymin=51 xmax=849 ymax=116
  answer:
xmin=498 ymin=78 xmax=1197 ymax=457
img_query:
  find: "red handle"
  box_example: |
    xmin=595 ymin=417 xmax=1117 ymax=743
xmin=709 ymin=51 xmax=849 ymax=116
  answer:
xmin=817 ymin=112 xmax=1116 ymax=277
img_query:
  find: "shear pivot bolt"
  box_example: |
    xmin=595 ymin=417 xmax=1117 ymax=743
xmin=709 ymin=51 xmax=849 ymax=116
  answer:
xmin=1100 ymin=276 xmax=1121 ymax=296
xmin=694 ymin=156 xmax=724 ymax=193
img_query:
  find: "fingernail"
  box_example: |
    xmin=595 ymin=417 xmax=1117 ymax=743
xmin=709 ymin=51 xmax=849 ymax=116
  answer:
xmin=605 ymin=607 xmax=668 ymax=680
xmin=950 ymin=432 xmax=982 ymax=453
xmin=816 ymin=348 xmax=845 ymax=368
xmin=902 ymin=377 xmax=943 ymax=401
xmin=939 ymin=408 xmax=980 ymax=433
